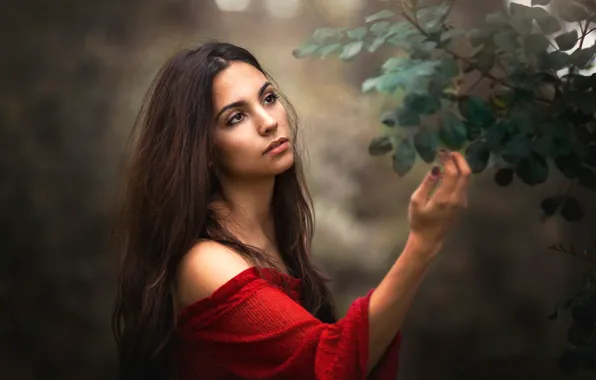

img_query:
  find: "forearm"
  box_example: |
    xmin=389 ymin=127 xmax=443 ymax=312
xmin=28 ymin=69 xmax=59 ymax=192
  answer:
xmin=366 ymin=233 xmax=439 ymax=374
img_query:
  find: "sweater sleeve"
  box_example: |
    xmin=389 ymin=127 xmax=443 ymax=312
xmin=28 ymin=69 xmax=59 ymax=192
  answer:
xmin=173 ymin=268 xmax=401 ymax=380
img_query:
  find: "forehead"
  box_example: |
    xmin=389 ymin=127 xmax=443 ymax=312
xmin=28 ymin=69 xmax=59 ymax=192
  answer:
xmin=212 ymin=61 xmax=268 ymax=108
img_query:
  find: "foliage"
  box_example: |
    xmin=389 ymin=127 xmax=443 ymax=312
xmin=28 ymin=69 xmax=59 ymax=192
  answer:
xmin=547 ymin=243 xmax=596 ymax=372
xmin=294 ymin=0 xmax=596 ymax=373
xmin=293 ymin=0 xmax=596 ymax=225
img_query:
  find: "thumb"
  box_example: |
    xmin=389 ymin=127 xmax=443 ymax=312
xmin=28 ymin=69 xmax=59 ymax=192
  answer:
xmin=410 ymin=166 xmax=440 ymax=207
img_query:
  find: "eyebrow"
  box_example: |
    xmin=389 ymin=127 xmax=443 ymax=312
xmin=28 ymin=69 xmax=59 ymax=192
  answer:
xmin=215 ymin=81 xmax=272 ymax=121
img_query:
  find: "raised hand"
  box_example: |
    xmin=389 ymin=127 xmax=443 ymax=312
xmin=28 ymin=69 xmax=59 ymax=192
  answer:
xmin=407 ymin=149 xmax=471 ymax=255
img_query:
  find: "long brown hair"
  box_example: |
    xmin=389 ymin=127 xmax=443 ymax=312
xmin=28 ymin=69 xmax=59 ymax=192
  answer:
xmin=111 ymin=42 xmax=337 ymax=379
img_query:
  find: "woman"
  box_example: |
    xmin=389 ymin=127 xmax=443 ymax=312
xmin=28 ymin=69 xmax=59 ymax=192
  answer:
xmin=111 ymin=42 xmax=471 ymax=380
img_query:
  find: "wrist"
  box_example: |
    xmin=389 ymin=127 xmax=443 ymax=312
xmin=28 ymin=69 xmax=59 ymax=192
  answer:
xmin=406 ymin=232 xmax=443 ymax=259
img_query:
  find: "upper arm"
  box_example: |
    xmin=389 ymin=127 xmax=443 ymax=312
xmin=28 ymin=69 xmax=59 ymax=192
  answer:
xmin=176 ymin=240 xmax=252 ymax=310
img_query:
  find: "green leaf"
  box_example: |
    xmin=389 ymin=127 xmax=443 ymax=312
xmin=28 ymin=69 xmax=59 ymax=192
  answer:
xmin=416 ymin=3 xmax=452 ymax=33
xmin=554 ymin=153 xmax=581 ymax=178
xmin=532 ymin=8 xmax=561 ymax=34
xmin=578 ymin=167 xmax=596 ymax=189
xmin=525 ymin=33 xmax=550 ymax=54
xmin=468 ymin=29 xmax=488 ymax=47
xmin=484 ymin=121 xmax=508 ymax=152
xmin=368 ymin=37 xmax=386 ymax=53
xmin=440 ymin=29 xmax=466 ymax=42
xmin=577 ymin=92 xmax=596 ymax=114
xmin=387 ymin=31 xmax=425 ymax=48
xmin=439 ymin=112 xmax=467 ymax=150
xmin=413 ymin=129 xmax=439 ymax=163
xmin=559 ymin=348 xmax=583 ymax=372
xmin=397 ymin=108 xmax=421 ymax=127
xmin=494 ymin=168 xmax=514 ymax=186
xmin=547 ymin=309 xmax=558 ymax=321
xmin=532 ymin=0 xmax=551 ymax=5
xmin=439 ymin=57 xmax=460 ymax=79
xmin=362 ymin=77 xmax=379 ymax=93
xmin=474 ymin=49 xmax=496 ymax=72
xmin=347 ymin=27 xmax=367 ymax=40
xmin=570 ymin=47 xmax=596 ymax=69
xmin=516 ymin=153 xmax=549 ymax=185
xmin=292 ymin=42 xmax=321 ymax=58
xmin=466 ymin=122 xmax=482 ymax=141
xmin=486 ymin=12 xmax=509 ymax=30
xmin=510 ymin=13 xmax=533 ymax=36
xmin=559 ymin=4 xmax=589 ymax=23
xmin=510 ymin=106 xmax=538 ymax=134
xmin=570 ymin=74 xmax=596 ymax=91
xmin=368 ymin=136 xmax=393 ymax=156
xmin=501 ymin=134 xmax=532 ymax=164
xmin=404 ymin=93 xmax=441 ymax=115
xmin=313 ymin=27 xmax=344 ymax=44
xmin=365 ymin=9 xmax=395 ymax=23
xmin=510 ymin=2 xmax=531 ymax=16
xmin=531 ymin=134 xmax=551 ymax=157
xmin=370 ymin=21 xmax=390 ymax=36
xmin=392 ymin=137 xmax=416 ymax=176
xmin=465 ymin=140 xmax=491 ymax=173
xmin=362 ymin=59 xmax=442 ymax=94
xmin=541 ymin=51 xmax=568 ymax=71
xmin=339 ymin=41 xmax=364 ymax=60
xmin=541 ymin=196 xmax=563 ymax=216
xmin=458 ymin=96 xmax=495 ymax=127
xmin=561 ymin=197 xmax=584 ymax=221
xmin=555 ymin=30 xmax=578 ymax=51
xmin=494 ymin=31 xmax=520 ymax=52
xmin=586 ymin=146 xmax=596 ymax=167
xmin=380 ymin=110 xmax=397 ymax=127
xmin=318 ymin=43 xmax=342 ymax=58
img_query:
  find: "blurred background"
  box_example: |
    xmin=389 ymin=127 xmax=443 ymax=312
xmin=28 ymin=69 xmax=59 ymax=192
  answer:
xmin=2 ymin=0 xmax=596 ymax=379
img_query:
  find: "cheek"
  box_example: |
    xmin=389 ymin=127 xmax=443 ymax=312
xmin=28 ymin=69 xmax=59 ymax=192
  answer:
xmin=215 ymin=134 xmax=257 ymax=172
xmin=274 ymin=105 xmax=290 ymax=128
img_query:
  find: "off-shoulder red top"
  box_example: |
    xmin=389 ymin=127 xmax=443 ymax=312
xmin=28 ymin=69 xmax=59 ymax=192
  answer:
xmin=172 ymin=267 xmax=402 ymax=379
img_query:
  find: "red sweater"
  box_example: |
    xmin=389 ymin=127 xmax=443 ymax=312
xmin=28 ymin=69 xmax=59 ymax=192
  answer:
xmin=172 ymin=267 xmax=402 ymax=379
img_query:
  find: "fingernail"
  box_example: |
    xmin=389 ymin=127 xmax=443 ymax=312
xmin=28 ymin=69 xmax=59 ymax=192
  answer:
xmin=431 ymin=166 xmax=440 ymax=176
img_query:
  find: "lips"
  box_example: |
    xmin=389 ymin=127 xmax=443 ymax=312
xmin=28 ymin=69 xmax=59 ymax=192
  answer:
xmin=263 ymin=137 xmax=289 ymax=154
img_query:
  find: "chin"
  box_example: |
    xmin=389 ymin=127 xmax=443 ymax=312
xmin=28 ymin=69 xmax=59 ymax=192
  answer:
xmin=272 ymin=151 xmax=295 ymax=175
xmin=272 ymin=151 xmax=294 ymax=175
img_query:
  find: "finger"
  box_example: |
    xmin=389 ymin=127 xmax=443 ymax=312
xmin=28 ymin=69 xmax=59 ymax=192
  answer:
xmin=451 ymin=152 xmax=472 ymax=203
xmin=410 ymin=166 xmax=441 ymax=207
xmin=432 ymin=150 xmax=460 ymax=200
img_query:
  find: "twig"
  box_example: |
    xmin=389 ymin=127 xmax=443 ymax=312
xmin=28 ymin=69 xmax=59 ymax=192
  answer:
xmin=398 ymin=7 xmax=552 ymax=103
xmin=549 ymin=243 xmax=596 ymax=266
xmin=585 ymin=26 xmax=596 ymax=36
xmin=463 ymin=75 xmax=484 ymax=94
xmin=579 ymin=21 xmax=590 ymax=50
xmin=496 ymin=60 xmax=509 ymax=77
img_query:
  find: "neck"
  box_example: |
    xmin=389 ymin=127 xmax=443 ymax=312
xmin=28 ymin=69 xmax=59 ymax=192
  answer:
xmin=216 ymin=175 xmax=277 ymax=244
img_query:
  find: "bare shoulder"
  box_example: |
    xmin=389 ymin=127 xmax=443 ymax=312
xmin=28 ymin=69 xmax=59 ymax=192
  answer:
xmin=175 ymin=240 xmax=252 ymax=310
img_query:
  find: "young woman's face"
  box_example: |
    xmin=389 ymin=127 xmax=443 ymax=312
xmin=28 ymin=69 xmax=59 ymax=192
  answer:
xmin=211 ymin=61 xmax=294 ymax=181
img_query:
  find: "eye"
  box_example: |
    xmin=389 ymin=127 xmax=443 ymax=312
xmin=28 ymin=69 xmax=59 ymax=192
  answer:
xmin=264 ymin=93 xmax=278 ymax=105
xmin=227 ymin=113 xmax=244 ymax=125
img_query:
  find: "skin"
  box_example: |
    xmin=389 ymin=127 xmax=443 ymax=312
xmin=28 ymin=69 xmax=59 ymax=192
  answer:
xmin=175 ymin=61 xmax=472 ymax=374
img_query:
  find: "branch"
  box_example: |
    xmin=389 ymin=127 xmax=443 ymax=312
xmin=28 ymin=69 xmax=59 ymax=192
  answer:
xmin=398 ymin=8 xmax=552 ymax=103
xmin=462 ymin=75 xmax=484 ymax=94
xmin=549 ymin=243 xmax=596 ymax=266
xmin=579 ymin=20 xmax=590 ymax=50
xmin=587 ymin=26 xmax=596 ymax=36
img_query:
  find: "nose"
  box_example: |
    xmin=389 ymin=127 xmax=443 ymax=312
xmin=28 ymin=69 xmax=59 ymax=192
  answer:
xmin=256 ymin=107 xmax=278 ymax=136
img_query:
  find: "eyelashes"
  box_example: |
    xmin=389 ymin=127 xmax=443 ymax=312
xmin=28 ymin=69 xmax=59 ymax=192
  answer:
xmin=226 ymin=92 xmax=279 ymax=126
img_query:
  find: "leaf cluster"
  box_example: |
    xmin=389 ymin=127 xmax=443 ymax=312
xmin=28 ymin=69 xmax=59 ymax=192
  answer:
xmin=295 ymin=1 xmax=596 ymax=372
xmin=548 ymin=260 xmax=596 ymax=372
xmin=294 ymin=0 xmax=596 ymax=223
